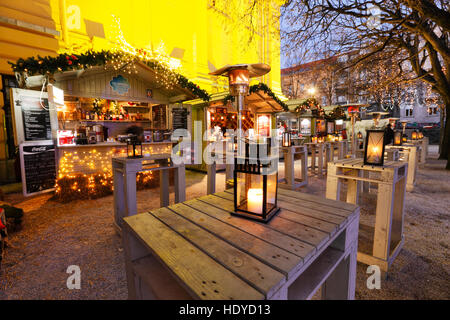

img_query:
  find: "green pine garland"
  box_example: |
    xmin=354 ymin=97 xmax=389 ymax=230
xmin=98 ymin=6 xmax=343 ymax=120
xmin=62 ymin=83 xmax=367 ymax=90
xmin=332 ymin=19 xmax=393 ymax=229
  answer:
xmin=223 ymin=82 xmax=288 ymax=111
xmin=8 ymin=50 xmax=210 ymax=102
xmin=294 ymin=97 xmax=324 ymax=117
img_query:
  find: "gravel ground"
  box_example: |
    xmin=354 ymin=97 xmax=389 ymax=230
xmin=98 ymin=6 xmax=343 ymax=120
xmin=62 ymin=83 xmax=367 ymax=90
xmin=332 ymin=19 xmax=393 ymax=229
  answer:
xmin=0 ymin=150 xmax=449 ymax=300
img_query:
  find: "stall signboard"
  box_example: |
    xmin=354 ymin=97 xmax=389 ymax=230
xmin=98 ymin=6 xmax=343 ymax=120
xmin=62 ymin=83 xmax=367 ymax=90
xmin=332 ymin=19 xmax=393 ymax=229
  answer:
xmin=19 ymin=142 xmax=56 ymax=196
xmin=110 ymin=75 xmax=130 ymax=95
xmin=12 ymin=88 xmax=53 ymax=143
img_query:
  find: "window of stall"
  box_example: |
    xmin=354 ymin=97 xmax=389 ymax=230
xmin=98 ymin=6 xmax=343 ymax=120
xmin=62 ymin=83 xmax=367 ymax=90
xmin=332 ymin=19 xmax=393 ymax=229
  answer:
xmin=256 ymin=114 xmax=271 ymax=137
xmin=300 ymin=118 xmax=311 ymax=135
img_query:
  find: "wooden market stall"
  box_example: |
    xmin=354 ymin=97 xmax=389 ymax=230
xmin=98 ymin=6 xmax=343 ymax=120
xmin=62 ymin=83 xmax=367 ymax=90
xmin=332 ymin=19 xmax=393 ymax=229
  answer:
xmin=9 ymin=52 xmax=209 ymax=200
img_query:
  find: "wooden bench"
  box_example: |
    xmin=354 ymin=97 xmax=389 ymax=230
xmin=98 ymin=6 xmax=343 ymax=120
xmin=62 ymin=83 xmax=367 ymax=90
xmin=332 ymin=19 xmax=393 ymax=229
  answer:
xmin=326 ymin=158 xmax=407 ymax=272
xmin=122 ymin=188 xmax=360 ymax=300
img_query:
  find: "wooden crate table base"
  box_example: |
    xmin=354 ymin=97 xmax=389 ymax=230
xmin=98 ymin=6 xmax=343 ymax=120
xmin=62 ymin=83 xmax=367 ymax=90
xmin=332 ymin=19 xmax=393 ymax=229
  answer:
xmin=206 ymin=151 xmax=235 ymax=194
xmin=386 ymin=145 xmax=419 ymax=192
xmin=326 ymin=158 xmax=407 ymax=272
xmin=279 ymin=146 xmax=308 ymax=190
xmin=306 ymin=143 xmax=328 ymax=178
xmin=112 ymin=155 xmax=186 ymax=232
xmin=122 ymin=188 xmax=360 ymax=300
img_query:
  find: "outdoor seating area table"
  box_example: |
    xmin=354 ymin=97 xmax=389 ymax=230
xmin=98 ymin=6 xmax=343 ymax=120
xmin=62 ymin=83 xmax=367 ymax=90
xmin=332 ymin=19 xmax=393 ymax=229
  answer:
xmin=406 ymin=138 xmax=428 ymax=166
xmin=326 ymin=158 xmax=408 ymax=272
xmin=279 ymin=145 xmax=308 ymax=189
xmin=305 ymin=142 xmax=328 ymax=177
xmin=112 ymin=154 xmax=186 ymax=231
xmin=121 ymin=188 xmax=360 ymax=300
xmin=329 ymin=140 xmax=349 ymax=160
xmin=385 ymin=145 xmax=420 ymax=192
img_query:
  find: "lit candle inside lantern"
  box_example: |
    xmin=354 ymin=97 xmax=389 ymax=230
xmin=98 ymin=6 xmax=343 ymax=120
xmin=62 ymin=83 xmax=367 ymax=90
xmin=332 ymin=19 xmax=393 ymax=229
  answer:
xmin=247 ymin=188 xmax=263 ymax=213
xmin=370 ymin=146 xmax=381 ymax=162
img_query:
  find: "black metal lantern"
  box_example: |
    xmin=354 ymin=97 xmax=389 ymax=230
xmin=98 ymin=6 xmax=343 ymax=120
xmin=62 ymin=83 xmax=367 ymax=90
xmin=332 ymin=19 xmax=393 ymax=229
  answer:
xmin=418 ymin=131 xmax=424 ymax=139
xmin=393 ymin=131 xmax=402 ymax=146
xmin=233 ymin=140 xmax=279 ymax=222
xmin=364 ymin=130 xmax=385 ymax=166
xmin=411 ymin=130 xmax=418 ymax=140
xmin=402 ymin=134 xmax=408 ymax=143
xmin=357 ymin=131 xmax=363 ymax=140
xmin=127 ymin=135 xmax=143 ymax=158
xmin=282 ymin=132 xmax=291 ymax=147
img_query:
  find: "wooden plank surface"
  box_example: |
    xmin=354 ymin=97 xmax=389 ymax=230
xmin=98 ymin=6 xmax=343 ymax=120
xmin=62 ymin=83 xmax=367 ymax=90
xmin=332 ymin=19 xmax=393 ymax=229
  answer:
xmin=186 ymin=197 xmax=316 ymax=261
xmin=123 ymin=213 xmax=264 ymax=300
xmin=167 ymin=202 xmax=302 ymax=277
xmin=149 ymin=207 xmax=286 ymax=298
xmin=202 ymin=192 xmax=330 ymax=249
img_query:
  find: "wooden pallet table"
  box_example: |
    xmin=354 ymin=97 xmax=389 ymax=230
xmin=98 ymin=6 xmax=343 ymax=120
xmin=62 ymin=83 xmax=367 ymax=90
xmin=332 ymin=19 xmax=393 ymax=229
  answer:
xmin=385 ymin=145 xmax=419 ymax=192
xmin=305 ymin=142 xmax=327 ymax=177
xmin=406 ymin=138 xmax=428 ymax=166
xmin=122 ymin=188 xmax=360 ymax=300
xmin=279 ymin=146 xmax=308 ymax=189
xmin=355 ymin=148 xmax=399 ymax=161
xmin=330 ymin=140 xmax=349 ymax=160
xmin=326 ymin=158 xmax=407 ymax=272
xmin=112 ymin=154 xmax=186 ymax=232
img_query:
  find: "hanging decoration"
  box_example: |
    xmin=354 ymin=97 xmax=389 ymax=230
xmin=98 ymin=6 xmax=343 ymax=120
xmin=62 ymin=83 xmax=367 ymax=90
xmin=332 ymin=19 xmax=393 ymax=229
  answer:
xmin=8 ymin=50 xmax=211 ymax=102
xmin=324 ymin=106 xmax=348 ymax=121
xmin=294 ymin=98 xmax=324 ymax=117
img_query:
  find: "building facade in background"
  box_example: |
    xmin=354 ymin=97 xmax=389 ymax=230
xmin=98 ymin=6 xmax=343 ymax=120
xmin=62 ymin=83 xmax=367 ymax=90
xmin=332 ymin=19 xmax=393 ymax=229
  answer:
xmin=281 ymin=53 xmax=441 ymax=126
xmin=0 ymin=0 xmax=282 ymax=183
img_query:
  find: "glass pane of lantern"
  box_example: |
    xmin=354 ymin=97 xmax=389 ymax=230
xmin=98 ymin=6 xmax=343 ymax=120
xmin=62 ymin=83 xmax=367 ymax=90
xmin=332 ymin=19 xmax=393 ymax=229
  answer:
xmin=266 ymin=172 xmax=277 ymax=210
xmin=236 ymin=172 xmax=263 ymax=214
xmin=364 ymin=130 xmax=385 ymax=165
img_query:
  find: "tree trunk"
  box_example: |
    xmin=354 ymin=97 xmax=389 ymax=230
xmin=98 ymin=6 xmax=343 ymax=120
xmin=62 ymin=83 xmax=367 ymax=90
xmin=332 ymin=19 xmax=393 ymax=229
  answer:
xmin=439 ymin=102 xmax=450 ymax=170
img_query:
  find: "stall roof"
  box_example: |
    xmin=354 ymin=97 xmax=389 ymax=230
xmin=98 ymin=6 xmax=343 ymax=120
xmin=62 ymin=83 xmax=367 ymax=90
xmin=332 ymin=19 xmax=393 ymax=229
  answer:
xmin=53 ymin=62 xmax=197 ymax=103
xmin=185 ymin=89 xmax=285 ymax=113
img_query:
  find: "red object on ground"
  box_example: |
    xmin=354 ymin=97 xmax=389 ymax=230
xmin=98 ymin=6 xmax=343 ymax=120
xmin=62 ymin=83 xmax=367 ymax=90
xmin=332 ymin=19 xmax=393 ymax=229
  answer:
xmin=0 ymin=208 xmax=5 ymax=230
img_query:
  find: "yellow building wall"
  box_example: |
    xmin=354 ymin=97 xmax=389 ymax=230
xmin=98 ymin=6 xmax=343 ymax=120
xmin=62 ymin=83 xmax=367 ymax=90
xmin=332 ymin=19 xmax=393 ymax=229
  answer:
xmin=0 ymin=0 xmax=282 ymax=94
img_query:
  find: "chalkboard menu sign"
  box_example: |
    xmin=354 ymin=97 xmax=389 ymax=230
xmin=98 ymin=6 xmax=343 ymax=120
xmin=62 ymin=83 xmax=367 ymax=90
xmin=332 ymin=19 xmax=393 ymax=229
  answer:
xmin=20 ymin=143 xmax=56 ymax=196
xmin=12 ymin=88 xmax=53 ymax=143
xmin=172 ymin=108 xmax=188 ymax=130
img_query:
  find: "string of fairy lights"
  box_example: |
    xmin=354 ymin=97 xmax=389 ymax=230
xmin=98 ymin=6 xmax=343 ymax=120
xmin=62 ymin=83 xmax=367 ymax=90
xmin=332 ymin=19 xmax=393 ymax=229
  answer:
xmin=54 ymin=144 xmax=172 ymax=202
xmin=108 ymin=15 xmax=182 ymax=90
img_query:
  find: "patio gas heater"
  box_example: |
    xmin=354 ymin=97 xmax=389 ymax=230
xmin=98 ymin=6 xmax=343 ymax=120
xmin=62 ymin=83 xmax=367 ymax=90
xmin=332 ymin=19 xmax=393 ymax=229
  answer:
xmin=344 ymin=104 xmax=368 ymax=155
xmin=368 ymin=111 xmax=389 ymax=129
xmin=209 ymin=63 xmax=271 ymax=146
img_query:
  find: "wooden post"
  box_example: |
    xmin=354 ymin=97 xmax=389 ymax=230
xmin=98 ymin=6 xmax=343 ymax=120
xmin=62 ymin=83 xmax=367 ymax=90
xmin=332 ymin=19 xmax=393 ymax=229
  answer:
xmin=113 ymin=158 xmax=142 ymax=231
xmin=206 ymin=161 xmax=216 ymax=195
xmin=372 ymin=181 xmax=395 ymax=261
xmin=160 ymin=169 xmax=170 ymax=207
xmin=174 ymin=164 xmax=186 ymax=203
xmin=325 ymin=163 xmax=341 ymax=201
xmin=318 ymin=144 xmax=324 ymax=178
